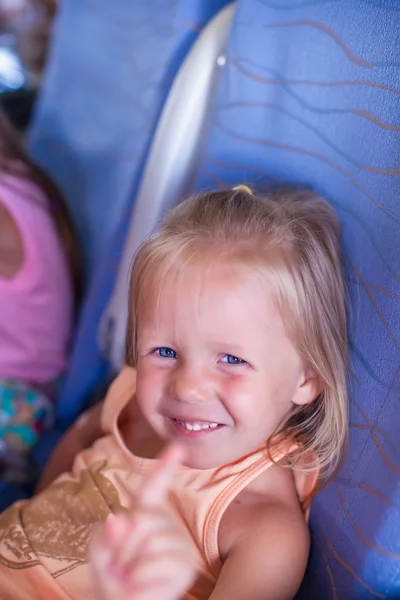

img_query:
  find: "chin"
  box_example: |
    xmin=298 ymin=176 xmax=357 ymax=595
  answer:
xmin=183 ymin=456 xmax=219 ymax=470
xmin=182 ymin=447 xmax=234 ymax=470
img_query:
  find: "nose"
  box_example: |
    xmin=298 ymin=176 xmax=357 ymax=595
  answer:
xmin=169 ymin=364 xmax=213 ymax=404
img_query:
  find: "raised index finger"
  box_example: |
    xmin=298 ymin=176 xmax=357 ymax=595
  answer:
xmin=137 ymin=443 xmax=185 ymax=509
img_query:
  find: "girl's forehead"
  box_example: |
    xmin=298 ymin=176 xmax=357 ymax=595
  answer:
xmin=141 ymin=258 xmax=258 ymax=305
xmin=134 ymin=240 xmax=287 ymax=313
xmin=136 ymin=258 xmax=281 ymax=335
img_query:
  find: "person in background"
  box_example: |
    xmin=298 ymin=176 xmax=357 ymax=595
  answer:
xmin=0 ymin=107 xmax=81 ymax=482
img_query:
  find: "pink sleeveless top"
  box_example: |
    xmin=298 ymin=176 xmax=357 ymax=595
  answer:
xmin=0 ymin=172 xmax=73 ymax=383
xmin=0 ymin=367 xmax=317 ymax=599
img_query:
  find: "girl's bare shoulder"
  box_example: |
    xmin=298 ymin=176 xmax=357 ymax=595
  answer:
xmin=0 ymin=198 xmax=23 ymax=278
xmin=218 ymin=462 xmax=307 ymax=561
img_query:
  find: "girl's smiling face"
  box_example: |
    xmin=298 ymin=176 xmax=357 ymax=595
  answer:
xmin=135 ymin=259 xmax=317 ymax=469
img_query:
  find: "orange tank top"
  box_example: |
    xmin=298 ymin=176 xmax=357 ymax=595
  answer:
xmin=0 ymin=367 xmax=317 ymax=600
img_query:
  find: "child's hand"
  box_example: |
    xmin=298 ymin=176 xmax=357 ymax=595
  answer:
xmin=90 ymin=444 xmax=196 ymax=600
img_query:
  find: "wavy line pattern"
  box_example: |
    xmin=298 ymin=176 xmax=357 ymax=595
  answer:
xmin=219 ymin=101 xmax=400 ymax=173
xmin=231 ymin=62 xmax=400 ymax=97
xmin=198 ymin=167 xmax=227 ymax=188
xmin=348 ymin=261 xmax=400 ymax=348
xmin=348 ymin=277 xmax=400 ymax=301
xmin=230 ymin=57 xmax=400 ymax=124
xmin=336 ymin=476 xmax=400 ymax=512
xmin=264 ymin=20 xmax=375 ymax=67
xmin=313 ymin=536 xmax=338 ymax=600
xmin=204 ymin=156 xmax=278 ymax=181
xmin=347 ymin=423 xmax=400 ymax=460
xmin=351 ymin=398 xmax=400 ymax=473
xmin=349 ymin=342 xmax=394 ymax=388
xmin=364 ymin=283 xmax=400 ymax=300
xmin=257 ymin=0 xmax=400 ymax=10
xmin=337 ymin=486 xmax=400 ymax=558
xmin=317 ymin=523 xmax=386 ymax=598
xmin=214 ymin=118 xmax=394 ymax=213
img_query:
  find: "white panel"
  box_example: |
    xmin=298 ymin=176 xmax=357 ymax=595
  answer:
xmin=100 ymin=3 xmax=236 ymax=371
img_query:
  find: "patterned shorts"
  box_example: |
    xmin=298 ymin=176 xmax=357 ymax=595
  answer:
xmin=0 ymin=379 xmax=54 ymax=478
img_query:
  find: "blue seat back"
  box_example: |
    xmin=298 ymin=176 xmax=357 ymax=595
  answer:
xmin=193 ymin=1 xmax=400 ymax=597
xmin=28 ymin=0 xmax=229 ymax=426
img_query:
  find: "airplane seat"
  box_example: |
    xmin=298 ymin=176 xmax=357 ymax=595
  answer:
xmin=0 ymin=0 xmax=230 ymax=510
xmin=105 ymin=1 xmax=400 ymax=597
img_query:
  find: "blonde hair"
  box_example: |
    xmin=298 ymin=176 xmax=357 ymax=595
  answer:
xmin=126 ymin=187 xmax=349 ymax=483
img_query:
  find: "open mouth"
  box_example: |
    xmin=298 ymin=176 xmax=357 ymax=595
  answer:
xmin=166 ymin=417 xmax=224 ymax=437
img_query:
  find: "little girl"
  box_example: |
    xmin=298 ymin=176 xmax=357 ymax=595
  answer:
xmin=0 ymin=185 xmax=348 ymax=600
xmin=0 ymin=107 xmax=80 ymax=481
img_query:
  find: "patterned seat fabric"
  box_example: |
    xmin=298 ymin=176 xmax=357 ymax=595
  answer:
xmin=193 ymin=1 xmax=400 ymax=597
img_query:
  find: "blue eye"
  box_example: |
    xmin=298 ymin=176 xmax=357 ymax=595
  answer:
xmin=220 ymin=354 xmax=246 ymax=365
xmin=155 ymin=347 xmax=178 ymax=359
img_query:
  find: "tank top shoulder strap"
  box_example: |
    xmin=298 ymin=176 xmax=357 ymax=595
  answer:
xmin=199 ymin=447 xmax=279 ymax=573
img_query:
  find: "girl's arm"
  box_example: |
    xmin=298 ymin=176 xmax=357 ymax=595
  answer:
xmin=36 ymin=402 xmax=104 ymax=493
xmin=209 ymin=501 xmax=310 ymax=600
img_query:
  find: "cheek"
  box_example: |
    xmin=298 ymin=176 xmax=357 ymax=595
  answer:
xmin=222 ymin=370 xmax=292 ymax=427
xmin=220 ymin=374 xmax=260 ymax=417
xmin=136 ymin=360 xmax=165 ymax=407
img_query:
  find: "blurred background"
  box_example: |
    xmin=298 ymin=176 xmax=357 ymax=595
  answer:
xmin=0 ymin=0 xmax=54 ymax=129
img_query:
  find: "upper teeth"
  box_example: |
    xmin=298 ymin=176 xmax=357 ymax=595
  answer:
xmin=177 ymin=420 xmax=219 ymax=431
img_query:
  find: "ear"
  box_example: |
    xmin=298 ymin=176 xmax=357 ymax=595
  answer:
xmin=292 ymin=367 xmax=322 ymax=406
